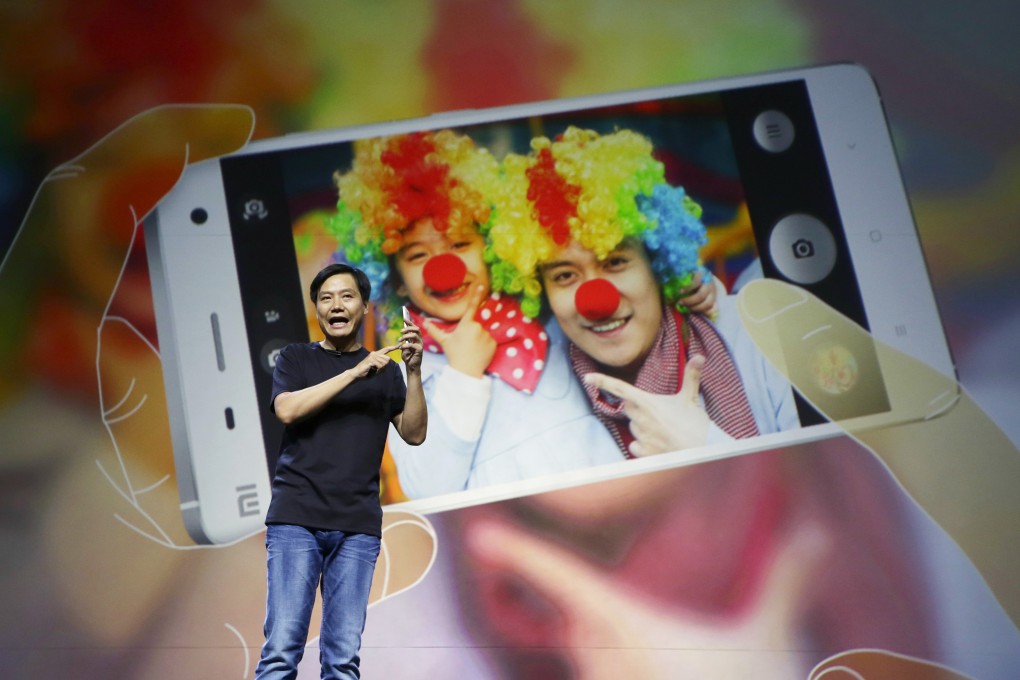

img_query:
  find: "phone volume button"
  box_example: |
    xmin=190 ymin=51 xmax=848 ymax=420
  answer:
xmin=210 ymin=313 xmax=226 ymax=371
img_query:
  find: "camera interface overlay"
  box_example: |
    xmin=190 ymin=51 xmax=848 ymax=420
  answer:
xmin=221 ymin=80 xmax=891 ymax=483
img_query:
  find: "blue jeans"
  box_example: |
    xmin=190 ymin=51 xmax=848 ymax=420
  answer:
xmin=254 ymin=524 xmax=381 ymax=680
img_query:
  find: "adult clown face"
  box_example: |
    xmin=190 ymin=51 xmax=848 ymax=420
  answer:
xmin=487 ymin=126 xmax=708 ymax=366
xmin=540 ymin=238 xmax=663 ymax=382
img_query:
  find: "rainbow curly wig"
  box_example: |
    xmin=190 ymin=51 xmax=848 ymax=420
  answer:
xmin=325 ymin=129 xmax=501 ymax=320
xmin=486 ymin=126 xmax=708 ymax=318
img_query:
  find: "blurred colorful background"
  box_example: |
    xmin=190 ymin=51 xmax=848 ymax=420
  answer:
xmin=1 ymin=1 xmax=1018 ymax=678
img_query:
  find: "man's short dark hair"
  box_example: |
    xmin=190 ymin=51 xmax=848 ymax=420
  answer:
xmin=310 ymin=263 xmax=372 ymax=304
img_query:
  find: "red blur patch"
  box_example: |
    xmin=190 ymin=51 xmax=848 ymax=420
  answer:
xmin=423 ymin=253 xmax=467 ymax=293
xmin=575 ymin=278 xmax=621 ymax=321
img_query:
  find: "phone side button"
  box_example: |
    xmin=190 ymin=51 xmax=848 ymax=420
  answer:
xmin=210 ymin=313 xmax=227 ymax=371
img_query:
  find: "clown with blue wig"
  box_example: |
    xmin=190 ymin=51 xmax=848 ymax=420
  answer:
xmin=487 ymin=126 xmax=799 ymax=457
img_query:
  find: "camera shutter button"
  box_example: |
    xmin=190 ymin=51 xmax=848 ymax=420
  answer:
xmin=767 ymin=213 xmax=837 ymax=285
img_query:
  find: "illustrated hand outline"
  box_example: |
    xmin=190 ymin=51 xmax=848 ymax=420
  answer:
xmin=1 ymin=105 xmax=257 ymax=548
xmin=737 ymin=278 xmax=1020 ymax=630
xmin=3 ymin=106 xmax=439 ymax=678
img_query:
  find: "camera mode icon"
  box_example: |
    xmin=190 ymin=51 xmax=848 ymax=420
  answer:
xmin=792 ymin=238 xmax=815 ymax=259
xmin=260 ymin=339 xmax=289 ymax=374
xmin=768 ymin=214 xmax=837 ymax=285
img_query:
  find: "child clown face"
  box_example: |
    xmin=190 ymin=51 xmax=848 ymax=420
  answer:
xmin=328 ymin=129 xmax=550 ymax=390
xmin=326 ymin=129 xmax=501 ymax=325
xmin=393 ymin=216 xmax=490 ymax=322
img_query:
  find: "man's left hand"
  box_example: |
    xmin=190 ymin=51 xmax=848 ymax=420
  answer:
xmin=398 ymin=322 xmax=424 ymax=373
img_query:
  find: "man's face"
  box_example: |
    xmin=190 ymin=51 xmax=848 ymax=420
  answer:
xmin=540 ymin=239 xmax=662 ymax=379
xmin=394 ymin=216 xmax=489 ymax=321
xmin=315 ymin=273 xmax=367 ymax=349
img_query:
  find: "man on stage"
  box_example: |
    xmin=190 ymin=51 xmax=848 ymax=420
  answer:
xmin=254 ymin=263 xmax=427 ymax=679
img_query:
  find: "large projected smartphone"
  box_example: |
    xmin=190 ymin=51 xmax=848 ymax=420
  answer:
xmin=144 ymin=64 xmax=954 ymax=544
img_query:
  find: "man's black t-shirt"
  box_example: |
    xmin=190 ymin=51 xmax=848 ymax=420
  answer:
xmin=265 ymin=342 xmax=406 ymax=537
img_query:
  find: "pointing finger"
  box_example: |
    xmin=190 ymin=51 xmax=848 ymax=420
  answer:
xmin=421 ymin=319 xmax=448 ymax=342
xmin=583 ymin=372 xmax=648 ymax=404
xmin=460 ymin=283 xmax=488 ymax=324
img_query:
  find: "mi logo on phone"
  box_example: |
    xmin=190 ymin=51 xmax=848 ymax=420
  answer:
xmin=236 ymin=484 xmax=261 ymax=517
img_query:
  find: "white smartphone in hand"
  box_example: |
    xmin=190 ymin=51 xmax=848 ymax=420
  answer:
xmin=145 ymin=63 xmax=954 ymax=542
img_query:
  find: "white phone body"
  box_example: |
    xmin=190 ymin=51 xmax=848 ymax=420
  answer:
xmin=145 ymin=63 xmax=954 ymax=542
xmin=145 ymin=168 xmax=272 ymax=545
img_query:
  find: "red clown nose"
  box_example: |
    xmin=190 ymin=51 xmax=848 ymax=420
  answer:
xmin=423 ymin=252 xmax=468 ymax=293
xmin=575 ymin=278 xmax=621 ymax=321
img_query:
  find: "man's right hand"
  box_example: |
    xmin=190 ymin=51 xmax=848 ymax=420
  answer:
xmin=352 ymin=344 xmax=401 ymax=379
xmin=584 ymin=355 xmax=709 ymax=457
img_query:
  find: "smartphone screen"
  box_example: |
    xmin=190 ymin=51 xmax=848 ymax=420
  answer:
xmin=213 ymin=78 xmax=892 ymax=504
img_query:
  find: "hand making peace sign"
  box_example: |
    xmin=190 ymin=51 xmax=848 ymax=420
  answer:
xmin=584 ymin=355 xmax=710 ymax=457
